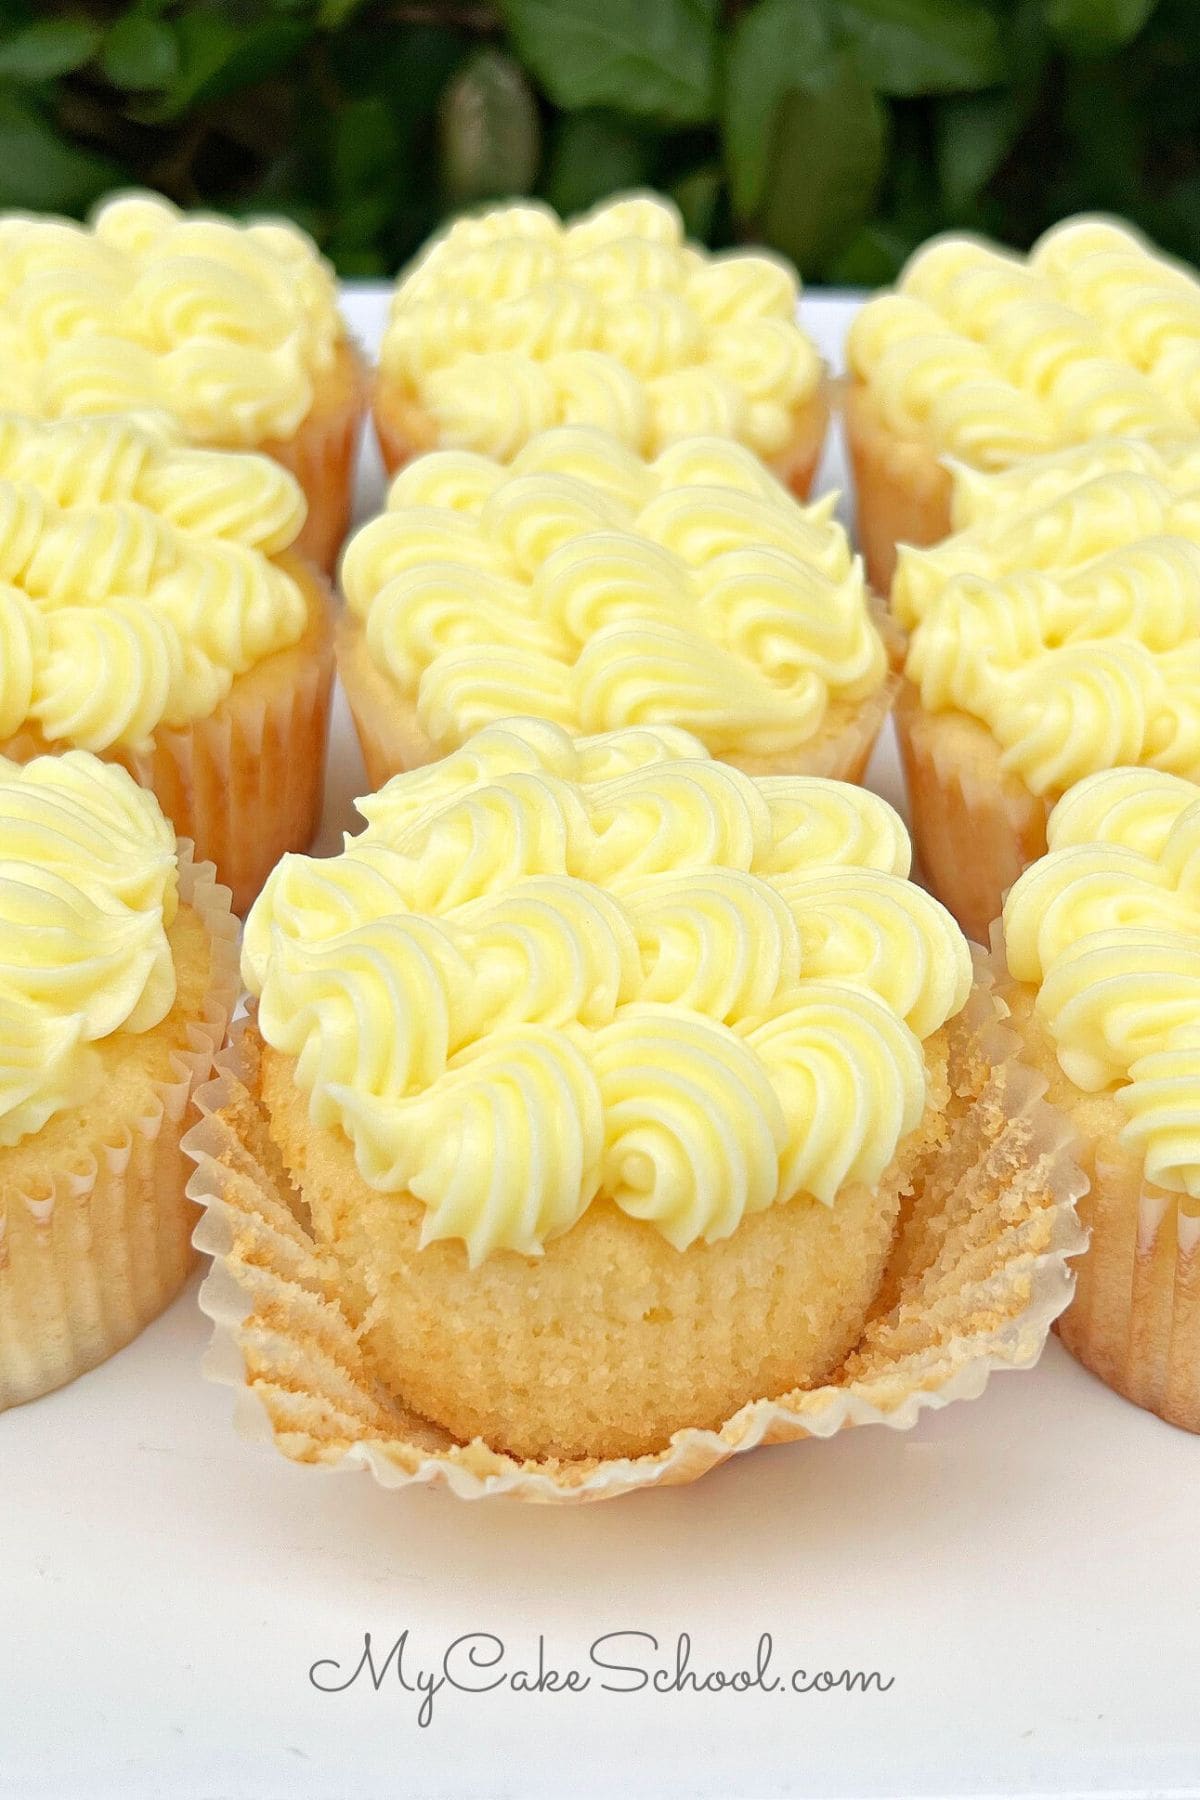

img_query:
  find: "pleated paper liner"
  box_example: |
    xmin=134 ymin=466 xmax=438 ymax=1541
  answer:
xmin=0 ymin=845 xmax=240 ymax=1410
xmin=372 ymin=376 xmax=833 ymax=504
xmin=185 ymin=955 xmax=1087 ymax=1504
xmin=0 ymin=557 xmax=336 ymax=916
xmin=258 ymin=338 xmax=370 ymax=574
xmin=841 ymin=379 xmax=953 ymax=596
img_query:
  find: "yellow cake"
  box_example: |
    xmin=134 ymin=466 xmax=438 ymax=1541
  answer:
xmin=0 ymin=752 xmax=237 ymax=1409
xmin=209 ymin=715 xmax=999 ymax=1463
xmin=845 ymin=215 xmax=1200 ymax=589
xmin=338 ymin=426 xmax=896 ymax=792
xmin=1002 ymin=768 xmax=1200 ymax=1431
xmin=0 ymin=190 xmax=366 ymax=570
xmin=374 ymin=193 xmax=828 ymax=498
xmin=0 ymin=412 xmax=335 ymax=912
xmin=891 ymin=436 xmax=1200 ymax=942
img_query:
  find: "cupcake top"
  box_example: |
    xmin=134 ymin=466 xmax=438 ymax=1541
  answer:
xmin=847 ymin=216 xmax=1200 ymax=469
xmin=0 ymin=413 xmax=309 ymax=754
xmin=242 ymin=719 xmax=972 ymax=1264
xmin=341 ymin=426 xmax=886 ymax=759
xmin=0 ymin=190 xmax=342 ymax=445
xmin=895 ymin=437 xmax=1200 ymax=798
xmin=1004 ymin=767 xmax=1200 ymax=1200
xmin=0 ymin=752 xmax=178 ymax=1148
xmin=379 ymin=193 xmax=821 ymax=461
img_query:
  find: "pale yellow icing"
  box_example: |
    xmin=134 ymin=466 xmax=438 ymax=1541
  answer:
xmin=897 ymin=439 xmax=1200 ymax=796
xmin=847 ymin=216 xmax=1200 ymax=468
xmin=0 ymin=414 xmax=307 ymax=753
xmin=0 ymin=191 xmax=342 ymax=445
xmin=0 ymin=752 xmax=178 ymax=1149
xmin=380 ymin=194 xmax=821 ymax=461
xmin=242 ymin=719 xmax=971 ymax=1263
xmin=1004 ymin=767 xmax=1200 ymax=1200
xmin=341 ymin=427 xmax=885 ymax=758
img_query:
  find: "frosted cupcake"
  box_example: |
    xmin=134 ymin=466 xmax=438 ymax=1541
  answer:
xmin=0 ymin=753 xmax=237 ymax=1409
xmin=1002 ymin=768 xmax=1200 ymax=1431
xmin=374 ymin=193 xmax=827 ymax=499
xmin=845 ymin=215 xmax=1200 ymax=589
xmin=338 ymin=426 xmax=894 ymax=790
xmin=188 ymin=719 xmax=1084 ymax=1483
xmin=893 ymin=437 xmax=1200 ymax=942
xmin=0 ymin=413 xmax=334 ymax=912
xmin=0 ymin=190 xmax=366 ymax=570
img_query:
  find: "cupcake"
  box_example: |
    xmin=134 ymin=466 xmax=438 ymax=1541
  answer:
xmin=0 ymin=412 xmax=335 ymax=913
xmin=0 ymin=190 xmax=366 ymax=571
xmin=374 ymin=193 xmax=828 ymax=499
xmin=0 ymin=752 xmax=237 ymax=1410
xmin=1002 ymin=767 xmax=1200 ymax=1431
xmin=187 ymin=718 xmax=1085 ymax=1487
xmin=338 ymin=426 xmax=895 ymax=791
xmin=845 ymin=214 xmax=1200 ymax=590
xmin=892 ymin=436 xmax=1200 ymax=943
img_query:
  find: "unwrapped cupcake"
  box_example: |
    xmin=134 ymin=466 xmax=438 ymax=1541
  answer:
xmin=1002 ymin=768 xmax=1200 ymax=1431
xmin=188 ymin=719 xmax=1084 ymax=1498
xmin=0 ymin=752 xmax=237 ymax=1409
xmin=374 ymin=193 xmax=828 ymax=498
xmin=0 ymin=190 xmax=366 ymax=570
xmin=338 ymin=426 xmax=895 ymax=790
xmin=845 ymin=215 xmax=1200 ymax=589
xmin=0 ymin=412 xmax=335 ymax=911
xmin=892 ymin=436 xmax=1200 ymax=943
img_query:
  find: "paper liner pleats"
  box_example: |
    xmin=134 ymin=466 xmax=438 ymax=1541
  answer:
xmin=842 ymin=380 xmax=953 ymax=595
xmin=896 ymin=681 xmax=1050 ymax=945
xmin=185 ymin=957 xmax=1086 ymax=1504
xmin=259 ymin=339 xmax=369 ymax=574
xmin=0 ymin=848 xmax=239 ymax=1411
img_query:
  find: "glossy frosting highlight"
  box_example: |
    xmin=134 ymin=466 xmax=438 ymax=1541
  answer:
xmin=380 ymin=194 xmax=821 ymax=460
xmin=0 ymin=414 xmax=307 ymax=752
xmin=848 ymin=216 xmax=1200 ymax=468
xmin=0 ymin=753 xmax=178 ymax=1148
xmin=1004 ymin=766 xmax=1200 ymax=1198
xmin=897 ymin=438 xmax=1200 ymax=796
xmin=242 ymin=719 xmax=972 ymax=1263
xmin=341 ymin=426 xmax=886 ymax=758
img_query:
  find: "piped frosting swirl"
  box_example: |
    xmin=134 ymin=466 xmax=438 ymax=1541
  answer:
xmin=341 ymin=426 xmax=886 ymax=758
xmin=380 ymin=193 xmax=821 ymax=461
xmin=242 ymin=719 xmax=972 ymax=1263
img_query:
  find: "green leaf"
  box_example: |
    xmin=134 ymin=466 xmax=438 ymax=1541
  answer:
xmin=439 ymin=49 xmax=541 ymax=204
xmin=100 ymin=15 xmax=178 ymax=90
xmin=498 ymin=0 xmax=718 ymax=125
xmin=544 ymin=111 xmax=649 ymax=217
xmin=1044 ymin=0 xmax=1159 ymax=56
xmin=723 ymin=0 xmax=838 ymax=219
xmin=0 ymin=17 xmax=101 ymax=82
xmin=760 ymin=51 xmax=886 ymax=274
xmin=671 ymin=162 xmax=721 ymax=238
xmin=0 ymin=92 xmax=121 ymax=209
xmin=835 ymin=0 xmax=1003 ymax=96
xmin=936 ymin=89 xmax=1024 ymax=210
xmin=152 ymin=13 xmax=311 ymax=119
xmin=331 ymin=94 xmax=402 ymax=197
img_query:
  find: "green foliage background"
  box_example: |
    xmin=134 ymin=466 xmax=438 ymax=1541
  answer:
xmin=0 ymin=0 xmax=1196 ymax=282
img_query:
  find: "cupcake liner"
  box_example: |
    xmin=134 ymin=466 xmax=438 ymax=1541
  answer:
xmin=261 ymin=339 xmax=370 ymax=574
xmin=2 ymin=561 xmax=335 ymax=916
xmin=842 ymin=379 xmax=953 ymax=595
xmin=0 ymin=846 xmax=240 ymax=1411
xmin=185 ymin=954 xmax=1087 ymax=1504
xmin=896 ymin=680 xmax=1050 ymax=944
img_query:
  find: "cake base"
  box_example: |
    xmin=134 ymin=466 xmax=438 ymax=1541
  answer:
xmin=843 ymin=380 xmax=953 ymax=595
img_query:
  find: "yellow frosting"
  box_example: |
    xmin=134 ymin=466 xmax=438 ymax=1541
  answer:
xmin=1004 ymin=767 xmax=1200 ymax=1199
xmin=242 ymin=719 xmax=971 ymax=1263
xmin=380 ymin=194 xmax=821 ymax=461
xmin=847 ymin=216 xmax=1200 ymax=468
xmin=897 ymin=438 xmax=1200 ymax=796
xmin=0 ymin=190 xmax=342 ymax=445
xmin=0 ymin=752 xmax=178 ymax=1149
xmin=0 ymin=413 xmax=307 ymax=752
xmin=341 ymin=426 xmax=885 ymax=758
